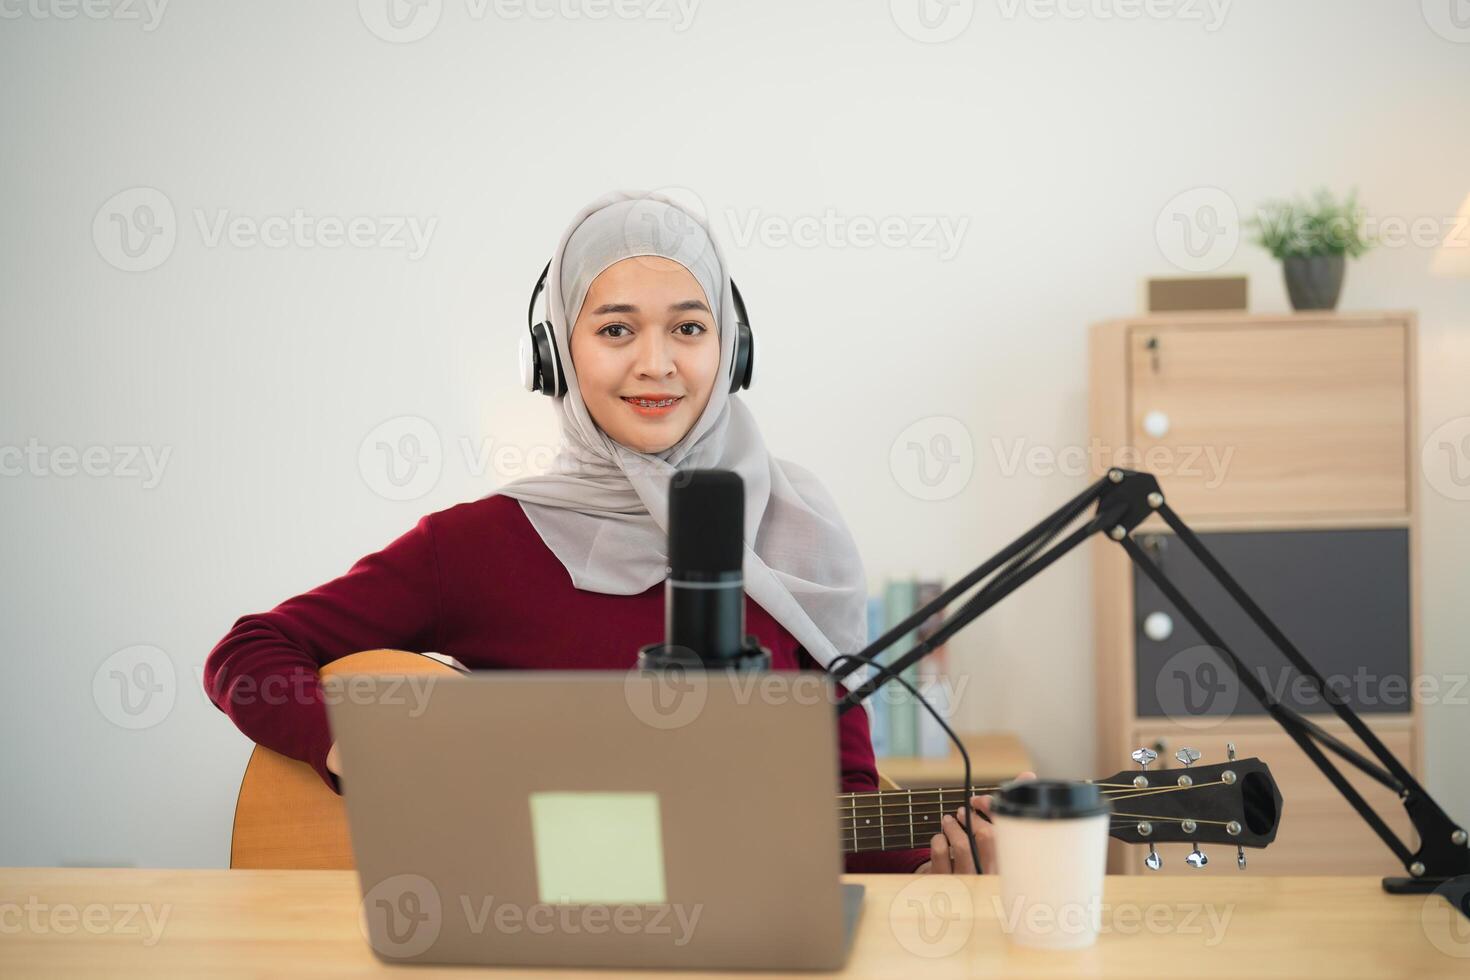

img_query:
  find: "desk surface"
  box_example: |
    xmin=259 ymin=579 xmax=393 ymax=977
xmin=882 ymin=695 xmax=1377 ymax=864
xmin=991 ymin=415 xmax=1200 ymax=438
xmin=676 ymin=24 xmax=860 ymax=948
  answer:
xmin=2 ymin=868 xmax=1466 ymax=978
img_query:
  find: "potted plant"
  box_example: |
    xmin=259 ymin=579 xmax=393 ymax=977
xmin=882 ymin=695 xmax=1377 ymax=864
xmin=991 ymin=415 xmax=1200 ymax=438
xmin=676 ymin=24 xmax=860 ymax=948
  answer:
xmin=1248 ymin=188 xmax=1374 ymax=310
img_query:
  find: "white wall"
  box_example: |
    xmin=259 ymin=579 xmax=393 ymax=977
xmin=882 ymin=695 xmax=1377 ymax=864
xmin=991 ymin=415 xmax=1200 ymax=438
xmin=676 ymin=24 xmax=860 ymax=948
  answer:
xmin=2 ymin=0 xmax=1467 ymax=867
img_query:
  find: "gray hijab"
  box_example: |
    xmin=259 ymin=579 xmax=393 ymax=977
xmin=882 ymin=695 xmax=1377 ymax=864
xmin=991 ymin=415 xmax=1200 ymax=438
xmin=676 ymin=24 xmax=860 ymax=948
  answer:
xmin=495 ymin=189 xmax=869 ymax=681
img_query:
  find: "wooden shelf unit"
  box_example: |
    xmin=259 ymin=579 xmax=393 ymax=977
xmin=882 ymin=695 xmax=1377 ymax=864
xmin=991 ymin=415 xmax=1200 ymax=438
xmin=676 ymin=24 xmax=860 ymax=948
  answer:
xmin=1088 ymin=311 xmax=1422 ymax=876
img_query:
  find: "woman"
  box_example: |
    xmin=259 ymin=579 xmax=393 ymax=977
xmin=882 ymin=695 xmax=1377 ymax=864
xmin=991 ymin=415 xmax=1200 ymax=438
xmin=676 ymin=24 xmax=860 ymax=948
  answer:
xmin=204 ymin=189 xmax=1027 ymax=874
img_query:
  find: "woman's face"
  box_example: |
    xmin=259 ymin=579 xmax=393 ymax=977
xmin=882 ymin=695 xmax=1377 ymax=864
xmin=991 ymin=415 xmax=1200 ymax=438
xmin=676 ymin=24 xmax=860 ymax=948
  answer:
xmin=569 ymin=255 xmax=721 ymax=454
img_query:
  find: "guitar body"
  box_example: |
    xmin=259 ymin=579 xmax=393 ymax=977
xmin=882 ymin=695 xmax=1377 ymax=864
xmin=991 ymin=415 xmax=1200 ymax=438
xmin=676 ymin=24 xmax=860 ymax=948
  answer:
xmin=229 ymin=649 xmax=459 ymax=870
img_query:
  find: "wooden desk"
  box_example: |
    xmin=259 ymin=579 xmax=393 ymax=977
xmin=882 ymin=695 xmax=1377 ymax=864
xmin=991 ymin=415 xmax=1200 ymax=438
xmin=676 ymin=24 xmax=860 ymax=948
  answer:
xmin=878 ymin=732 xmax=1033 ymax=788
xmin=3 ymin=868 xmax=1466 ymax=977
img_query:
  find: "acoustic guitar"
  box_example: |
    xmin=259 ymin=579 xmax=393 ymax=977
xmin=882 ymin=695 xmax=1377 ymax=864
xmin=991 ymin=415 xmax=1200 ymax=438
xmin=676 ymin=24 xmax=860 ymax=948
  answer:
xmin=230 ymin=650 xmax=1283 ymax=870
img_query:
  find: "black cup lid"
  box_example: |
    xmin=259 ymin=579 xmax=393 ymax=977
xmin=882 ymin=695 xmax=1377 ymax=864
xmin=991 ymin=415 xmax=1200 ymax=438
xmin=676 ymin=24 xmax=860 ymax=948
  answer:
xmin=991 ymin=779 xmax=1111 ymax=820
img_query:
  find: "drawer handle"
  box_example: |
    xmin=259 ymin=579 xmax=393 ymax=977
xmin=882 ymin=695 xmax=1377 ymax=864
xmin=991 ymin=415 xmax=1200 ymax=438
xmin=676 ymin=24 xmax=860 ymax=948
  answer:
xmin=1143 ymin=410 xmax=1170 ymax=439
xmin=1143 ymin=611 xmax=1174 ymax=642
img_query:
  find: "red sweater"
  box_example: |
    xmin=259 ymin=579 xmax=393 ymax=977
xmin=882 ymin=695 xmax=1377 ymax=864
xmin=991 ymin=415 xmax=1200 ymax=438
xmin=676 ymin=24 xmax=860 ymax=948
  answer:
xmin=204 ymin=493 xmax=930 ymax=873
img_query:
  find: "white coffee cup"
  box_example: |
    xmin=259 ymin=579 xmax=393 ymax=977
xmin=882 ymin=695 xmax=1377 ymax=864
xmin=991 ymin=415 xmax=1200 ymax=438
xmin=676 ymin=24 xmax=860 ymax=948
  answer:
xmin=990 ymin=779 xmax=1112 ymax=950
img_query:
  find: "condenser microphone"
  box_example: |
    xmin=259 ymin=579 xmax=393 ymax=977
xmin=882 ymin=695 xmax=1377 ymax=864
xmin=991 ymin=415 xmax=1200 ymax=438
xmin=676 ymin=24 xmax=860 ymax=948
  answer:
xmin=636 ymin=469 xmax=771 ymax=671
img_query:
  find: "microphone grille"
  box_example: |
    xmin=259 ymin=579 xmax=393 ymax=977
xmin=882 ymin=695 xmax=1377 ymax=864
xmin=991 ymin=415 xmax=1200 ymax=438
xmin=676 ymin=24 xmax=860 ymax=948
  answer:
xmin=668 ymin=470 xmax=744 ymax=575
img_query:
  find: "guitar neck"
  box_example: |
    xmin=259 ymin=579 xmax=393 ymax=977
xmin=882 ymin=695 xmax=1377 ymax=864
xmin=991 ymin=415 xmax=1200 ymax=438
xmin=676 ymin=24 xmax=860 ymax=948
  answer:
xmin=836 ymin=754 xmax=1282 ymax=857
xmin=837 ymin=786 xmax=978 ymax=854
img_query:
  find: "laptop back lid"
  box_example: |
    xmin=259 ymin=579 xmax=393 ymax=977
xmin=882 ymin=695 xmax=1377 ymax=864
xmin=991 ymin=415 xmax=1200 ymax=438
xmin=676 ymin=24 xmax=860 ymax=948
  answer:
xmin=326 ymin=669 xmax=853 ymax=970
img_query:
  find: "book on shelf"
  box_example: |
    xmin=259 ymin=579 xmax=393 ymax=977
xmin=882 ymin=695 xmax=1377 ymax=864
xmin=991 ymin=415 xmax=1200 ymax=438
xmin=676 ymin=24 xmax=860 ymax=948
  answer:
xmin=861 ymin=595 xmax=890 ymax=758
xmin=882 ymin=579 xmax=918 ymax=758
xmin=869 ymin=574 xmax=954 ymax=760
xmin=914 ymin=577 xmax=953 ymax=759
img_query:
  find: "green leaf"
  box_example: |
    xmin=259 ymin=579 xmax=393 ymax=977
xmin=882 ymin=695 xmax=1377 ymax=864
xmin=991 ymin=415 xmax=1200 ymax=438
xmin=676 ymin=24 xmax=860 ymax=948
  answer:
xmin=1246 ymin=187 xmax=1375 ymax=260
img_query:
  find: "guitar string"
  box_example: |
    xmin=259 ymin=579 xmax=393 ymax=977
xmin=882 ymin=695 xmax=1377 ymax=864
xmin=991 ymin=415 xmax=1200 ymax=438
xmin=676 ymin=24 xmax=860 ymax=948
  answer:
xmin=838 ymin=781 xmax=1235 ymax=848
xmin=838 ymin=781 xmax=1140 ymax=799
xmin=844 ymin=809 xmax=1227 ymax=835
xmin=837 ymin=776 xmax=1234 ymax=802
xmin=843 ymin=819 xmax=1236 ymax=848
xmin=1107 ymin=812 xmax=1232 ymax=826
xmin=841 ymin=778 xmax=1221 ymax=802
xmin=837 ymin=780 xmax=1241 ymax=850
xmin=838 ymin=779 xmax=1226 ymax=816
xmin=839 ymin=784 xmax=1213 ymax=815
xmin=837 ymin=773 xmax=1237 ymax=797
xmin=840 ymin=809 xmax=1239 ymax=851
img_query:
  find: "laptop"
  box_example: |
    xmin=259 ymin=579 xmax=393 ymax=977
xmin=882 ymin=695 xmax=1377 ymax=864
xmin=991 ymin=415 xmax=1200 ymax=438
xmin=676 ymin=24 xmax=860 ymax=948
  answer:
xmin=324 ymin=669 xmax=866 ymax=970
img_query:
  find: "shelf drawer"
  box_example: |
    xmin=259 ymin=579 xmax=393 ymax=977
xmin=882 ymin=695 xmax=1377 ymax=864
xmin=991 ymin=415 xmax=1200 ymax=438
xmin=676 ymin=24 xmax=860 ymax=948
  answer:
xmin=1127 ymin=320 xmax=1408 ymax=519
xmin=1118 ymin=723 xmax=1415 ymax=876
xmin=1133 ymin=528 xmax=1411 ymax=719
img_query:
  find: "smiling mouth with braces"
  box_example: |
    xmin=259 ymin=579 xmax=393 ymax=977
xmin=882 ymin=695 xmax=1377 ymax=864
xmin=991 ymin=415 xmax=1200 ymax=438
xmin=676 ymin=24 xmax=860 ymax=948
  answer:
xmin=623 ymin=397 xmax=682 ymax=408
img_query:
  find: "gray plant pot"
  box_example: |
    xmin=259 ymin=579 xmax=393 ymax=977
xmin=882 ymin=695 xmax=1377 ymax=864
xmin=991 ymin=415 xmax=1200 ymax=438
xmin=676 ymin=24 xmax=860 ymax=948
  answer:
xmin=1282 ymin=254 xmax=1346 ymax=311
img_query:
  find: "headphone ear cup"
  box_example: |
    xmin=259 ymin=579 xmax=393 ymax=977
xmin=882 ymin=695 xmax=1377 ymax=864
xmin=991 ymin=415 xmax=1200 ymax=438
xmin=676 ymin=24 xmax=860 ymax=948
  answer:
xmin=727 ymin=278 xmax=755 ymax=394
xmin=729 ymin=320 xmax=754 ymax=393
xmin=519 ymin=330 xmax=539 ymax=393
xmin=524 ymin=322 xmax=565 ymax=397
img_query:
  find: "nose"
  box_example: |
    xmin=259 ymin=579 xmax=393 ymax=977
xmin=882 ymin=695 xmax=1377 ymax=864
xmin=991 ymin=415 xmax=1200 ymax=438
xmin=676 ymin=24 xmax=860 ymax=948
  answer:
xmin=632 ymin=330 xmax=676 ymax=380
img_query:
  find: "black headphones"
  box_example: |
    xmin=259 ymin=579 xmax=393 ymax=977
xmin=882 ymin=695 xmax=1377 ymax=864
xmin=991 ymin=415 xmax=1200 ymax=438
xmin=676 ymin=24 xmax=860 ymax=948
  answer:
xmin=519 ymin=259 xmax=755 ymax=398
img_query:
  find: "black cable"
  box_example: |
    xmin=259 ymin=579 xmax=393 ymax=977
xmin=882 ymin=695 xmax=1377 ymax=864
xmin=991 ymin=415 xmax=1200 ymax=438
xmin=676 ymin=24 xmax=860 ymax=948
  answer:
xmin=828 ymin=653 xmax=989 ymax=873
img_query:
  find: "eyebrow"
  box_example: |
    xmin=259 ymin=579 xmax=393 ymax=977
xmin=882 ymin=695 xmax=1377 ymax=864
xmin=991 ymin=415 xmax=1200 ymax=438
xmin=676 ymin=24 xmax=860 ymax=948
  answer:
xmin=589 ymin=299 xmax=711 ymax=316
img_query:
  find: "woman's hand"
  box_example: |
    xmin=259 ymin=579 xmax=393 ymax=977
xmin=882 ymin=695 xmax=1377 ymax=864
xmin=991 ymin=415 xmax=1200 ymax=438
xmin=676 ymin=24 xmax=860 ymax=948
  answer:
xmin=917 ymin=771 xmax=1036 ymax=874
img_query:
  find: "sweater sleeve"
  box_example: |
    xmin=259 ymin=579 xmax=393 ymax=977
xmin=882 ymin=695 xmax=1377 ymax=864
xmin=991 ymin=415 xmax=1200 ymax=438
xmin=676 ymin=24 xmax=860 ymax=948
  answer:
xmin=796 ymin=648 xmax=930 ymax=874
xmin=203 ymin=515 xmax=441 ymax=792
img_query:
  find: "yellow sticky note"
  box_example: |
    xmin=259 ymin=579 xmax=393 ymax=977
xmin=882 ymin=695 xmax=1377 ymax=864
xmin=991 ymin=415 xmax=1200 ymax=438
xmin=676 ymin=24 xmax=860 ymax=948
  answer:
xmin=528 ymin=791 xmax=667 ymax=905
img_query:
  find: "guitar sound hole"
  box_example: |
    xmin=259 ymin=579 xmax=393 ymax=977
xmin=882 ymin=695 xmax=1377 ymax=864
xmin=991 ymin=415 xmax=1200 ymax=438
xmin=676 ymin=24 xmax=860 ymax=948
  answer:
xmin=1242 ymin=771 xmax=1278 ymax=836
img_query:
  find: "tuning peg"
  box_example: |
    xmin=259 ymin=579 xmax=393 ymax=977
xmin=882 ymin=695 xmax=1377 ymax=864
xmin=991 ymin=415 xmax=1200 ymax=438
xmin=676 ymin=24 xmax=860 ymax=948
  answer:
xmin=1180 ymin=817 xmax=1207 ymax=868
xmin=1131 ymin=747 xmax=1159 ymax=787
xmin=1237 ymin=846 xmax=1246 ymax=870
xmin=1145 ymin=845 xmax=1162 ymax=871
xmin=1227 ymin=742 xmax=1237 ymax=761
xmin=1174 ymin=747 xmax=1202 ymax=787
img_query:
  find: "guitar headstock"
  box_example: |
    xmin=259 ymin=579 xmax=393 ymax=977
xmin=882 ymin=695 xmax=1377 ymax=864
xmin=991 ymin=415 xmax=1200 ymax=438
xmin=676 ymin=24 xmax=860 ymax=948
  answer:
xmin=1093 ymin=743 xmax=1283 ymax=869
